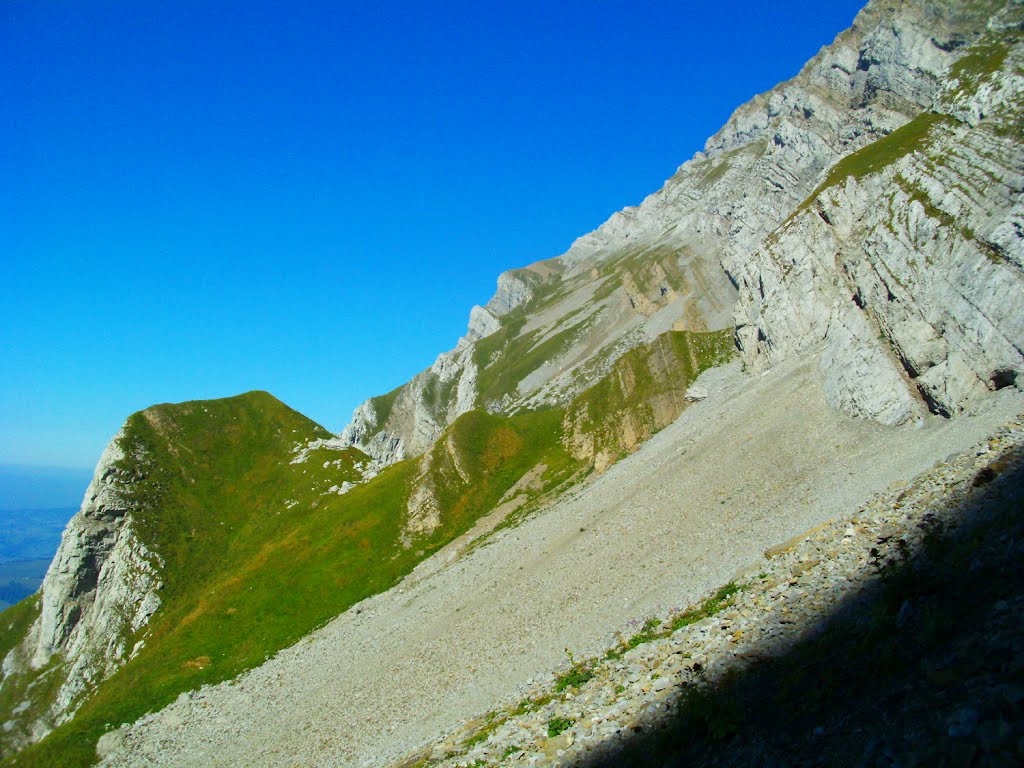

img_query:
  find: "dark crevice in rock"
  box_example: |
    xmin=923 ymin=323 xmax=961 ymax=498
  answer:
xmin=931 ymin=36 xmax=966 ymax=53
xmin=990 ymin=368 xmax=1017 ymax=391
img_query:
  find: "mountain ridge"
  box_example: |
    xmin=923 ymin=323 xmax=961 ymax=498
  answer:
xmin=2 ymin=0 xmax=1023 ymax=765
xmin=337 ymin=0 xmax=1017 ymax=469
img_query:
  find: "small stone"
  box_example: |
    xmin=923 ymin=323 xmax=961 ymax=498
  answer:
xmin=978 ymin=719 xmax=1014 ymax=753
xmin=96 ymin=727 xmax=127 ymax=760
xmin=543 ymin=731 xmax=574 ymax=757
xmin=947 ymin=707 xmax=980 ymax=739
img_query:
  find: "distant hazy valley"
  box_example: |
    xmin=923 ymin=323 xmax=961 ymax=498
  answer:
xmin=0 ymin=508 xmax=75 ymax=611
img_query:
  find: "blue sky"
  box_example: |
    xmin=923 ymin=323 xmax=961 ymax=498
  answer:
xmin=2 ymin=0 xmax=866 ymax=484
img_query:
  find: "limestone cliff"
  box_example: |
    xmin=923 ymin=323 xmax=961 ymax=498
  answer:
xmin=0 ymin=428 xmax=162 ymax=753
xmin=727 ymin=4 xmax=1024 ymax=423
xmin=341 ymin=0 xmax=1019 ymax=467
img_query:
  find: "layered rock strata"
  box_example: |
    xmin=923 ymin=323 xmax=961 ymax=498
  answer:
xmin=0 ymin=428 xmax=162 ymax=747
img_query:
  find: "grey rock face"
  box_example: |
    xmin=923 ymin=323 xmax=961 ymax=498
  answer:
xmin=484 ymin=271 xmax=534 ymax=316
xmin=2 ymin=428 xmax=164 ymax=736
xmin=340 ymin=314 xmax=489 ymax=465
xmin=721 ymin=1 xmax=1024 ymax=423
xmin=729 ymin=24 xmax=1024 ymax=423
xmin=464 ymin=305 xmax=499 ymax=345
xmin=341 ymin=0 xmax=1018 ymax=465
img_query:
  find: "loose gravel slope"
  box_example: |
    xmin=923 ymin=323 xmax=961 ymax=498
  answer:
xmin=99 ymin=356 xmax=1024 ymax=767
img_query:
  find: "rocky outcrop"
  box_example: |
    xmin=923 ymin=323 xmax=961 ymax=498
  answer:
xmin=728 ymin=10 xmax=1024 ymax=423
xmin=34 ymin=430 xmax=162 ymax=715
xmin=485 ymin=270 xmax=536 ymax=316
xmin=341 ymin=1 xmax=1017 ymax=467
xmin=0 ymin=428 xmax=163 ymax=746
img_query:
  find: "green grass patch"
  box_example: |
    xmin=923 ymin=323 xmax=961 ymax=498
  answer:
xmin=0 ymin=593 xmax=39 ymax=662
xmin=474 ymin=315 xmax=591 ymax=407
xmin=948 ymin=40 xmax=1009 ymax=93
xmin=368 ymin=384 xmax=403 ymax=428
xmin=792 ymin=111 xmax=955 ymax=219
xmin=8 ymin=392 xmax=571 ymax=768
xmin=669 ymin=582 xmax=742 ymax=632
xmin=554 ymin=660 xmax=596 ymax=692
xmin=696 ymin=157 xmax=732 ymax=189
xmin=417 ymin=408 xmax=581 ymax=545
xmin=564 ymin=328 xmax=734 ymax=465
xmin=547 ymin=716 xmax=575 ymax=738
xmin=627 ymin=617 xmax=665 ymax=648
xmin=420 ymin=371 xmax=460 ymax=420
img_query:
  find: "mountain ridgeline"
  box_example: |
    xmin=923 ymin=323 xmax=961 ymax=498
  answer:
xmin=2 ymin=0 xmax=1023 ymax=766
xmin=0 ymin=326 xmax=733 ymax=765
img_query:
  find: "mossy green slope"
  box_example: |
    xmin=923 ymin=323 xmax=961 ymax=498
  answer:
xmin=564 ymin=329 xmax=735 ymax=468
xmin=5 ymin=392 xmax=414 ymax=768
xmin=6 ymin=327 xmax=734 ymax=767
xmin=413 ymin=408 xmax=582 ymax=540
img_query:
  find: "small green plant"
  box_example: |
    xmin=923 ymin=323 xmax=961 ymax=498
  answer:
xmin=462 ymin=710 xmax=508 ymax=749
xmin=547 ymin=716 xmax=575 ymax=738
xmin=502 ymin=744 xmax=522 ymax=759
xmin=614 ymin=683 xmax=625 ymax=694
xmin=627 ymin=616 xmax=664 ymax=648
xmin=554 ymin=648 xmax=595 ymax=692
xmin=669 ymin=582 xmax=742 ymax=632
xmin=463 ymin=730 xmax=489 ymax=748
xmin=509 ymin=695 xmax=549 ymax=717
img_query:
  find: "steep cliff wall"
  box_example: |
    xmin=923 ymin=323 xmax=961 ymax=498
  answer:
xmin=0 ymin=428 xmax=162 ymax=755
xmin=340 ymin=0 xmax=1013 ymax=468
xmin=727 ymin=8 xmax=1024 ymax=423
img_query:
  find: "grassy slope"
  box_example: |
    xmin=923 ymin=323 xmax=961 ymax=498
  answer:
xmin=5 ymin=392 xmax=419 ymax=767
xmin=4 ymin=392 xmax=586 ymax=767
xmin=421 ymin=409 xmax=581 ymax=539
xmin=564 ymin=329 xmax=735 ymax=464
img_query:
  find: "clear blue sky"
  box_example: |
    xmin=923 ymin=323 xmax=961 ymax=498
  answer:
xmin=2 ymin=0 xmax=866 ymax=480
